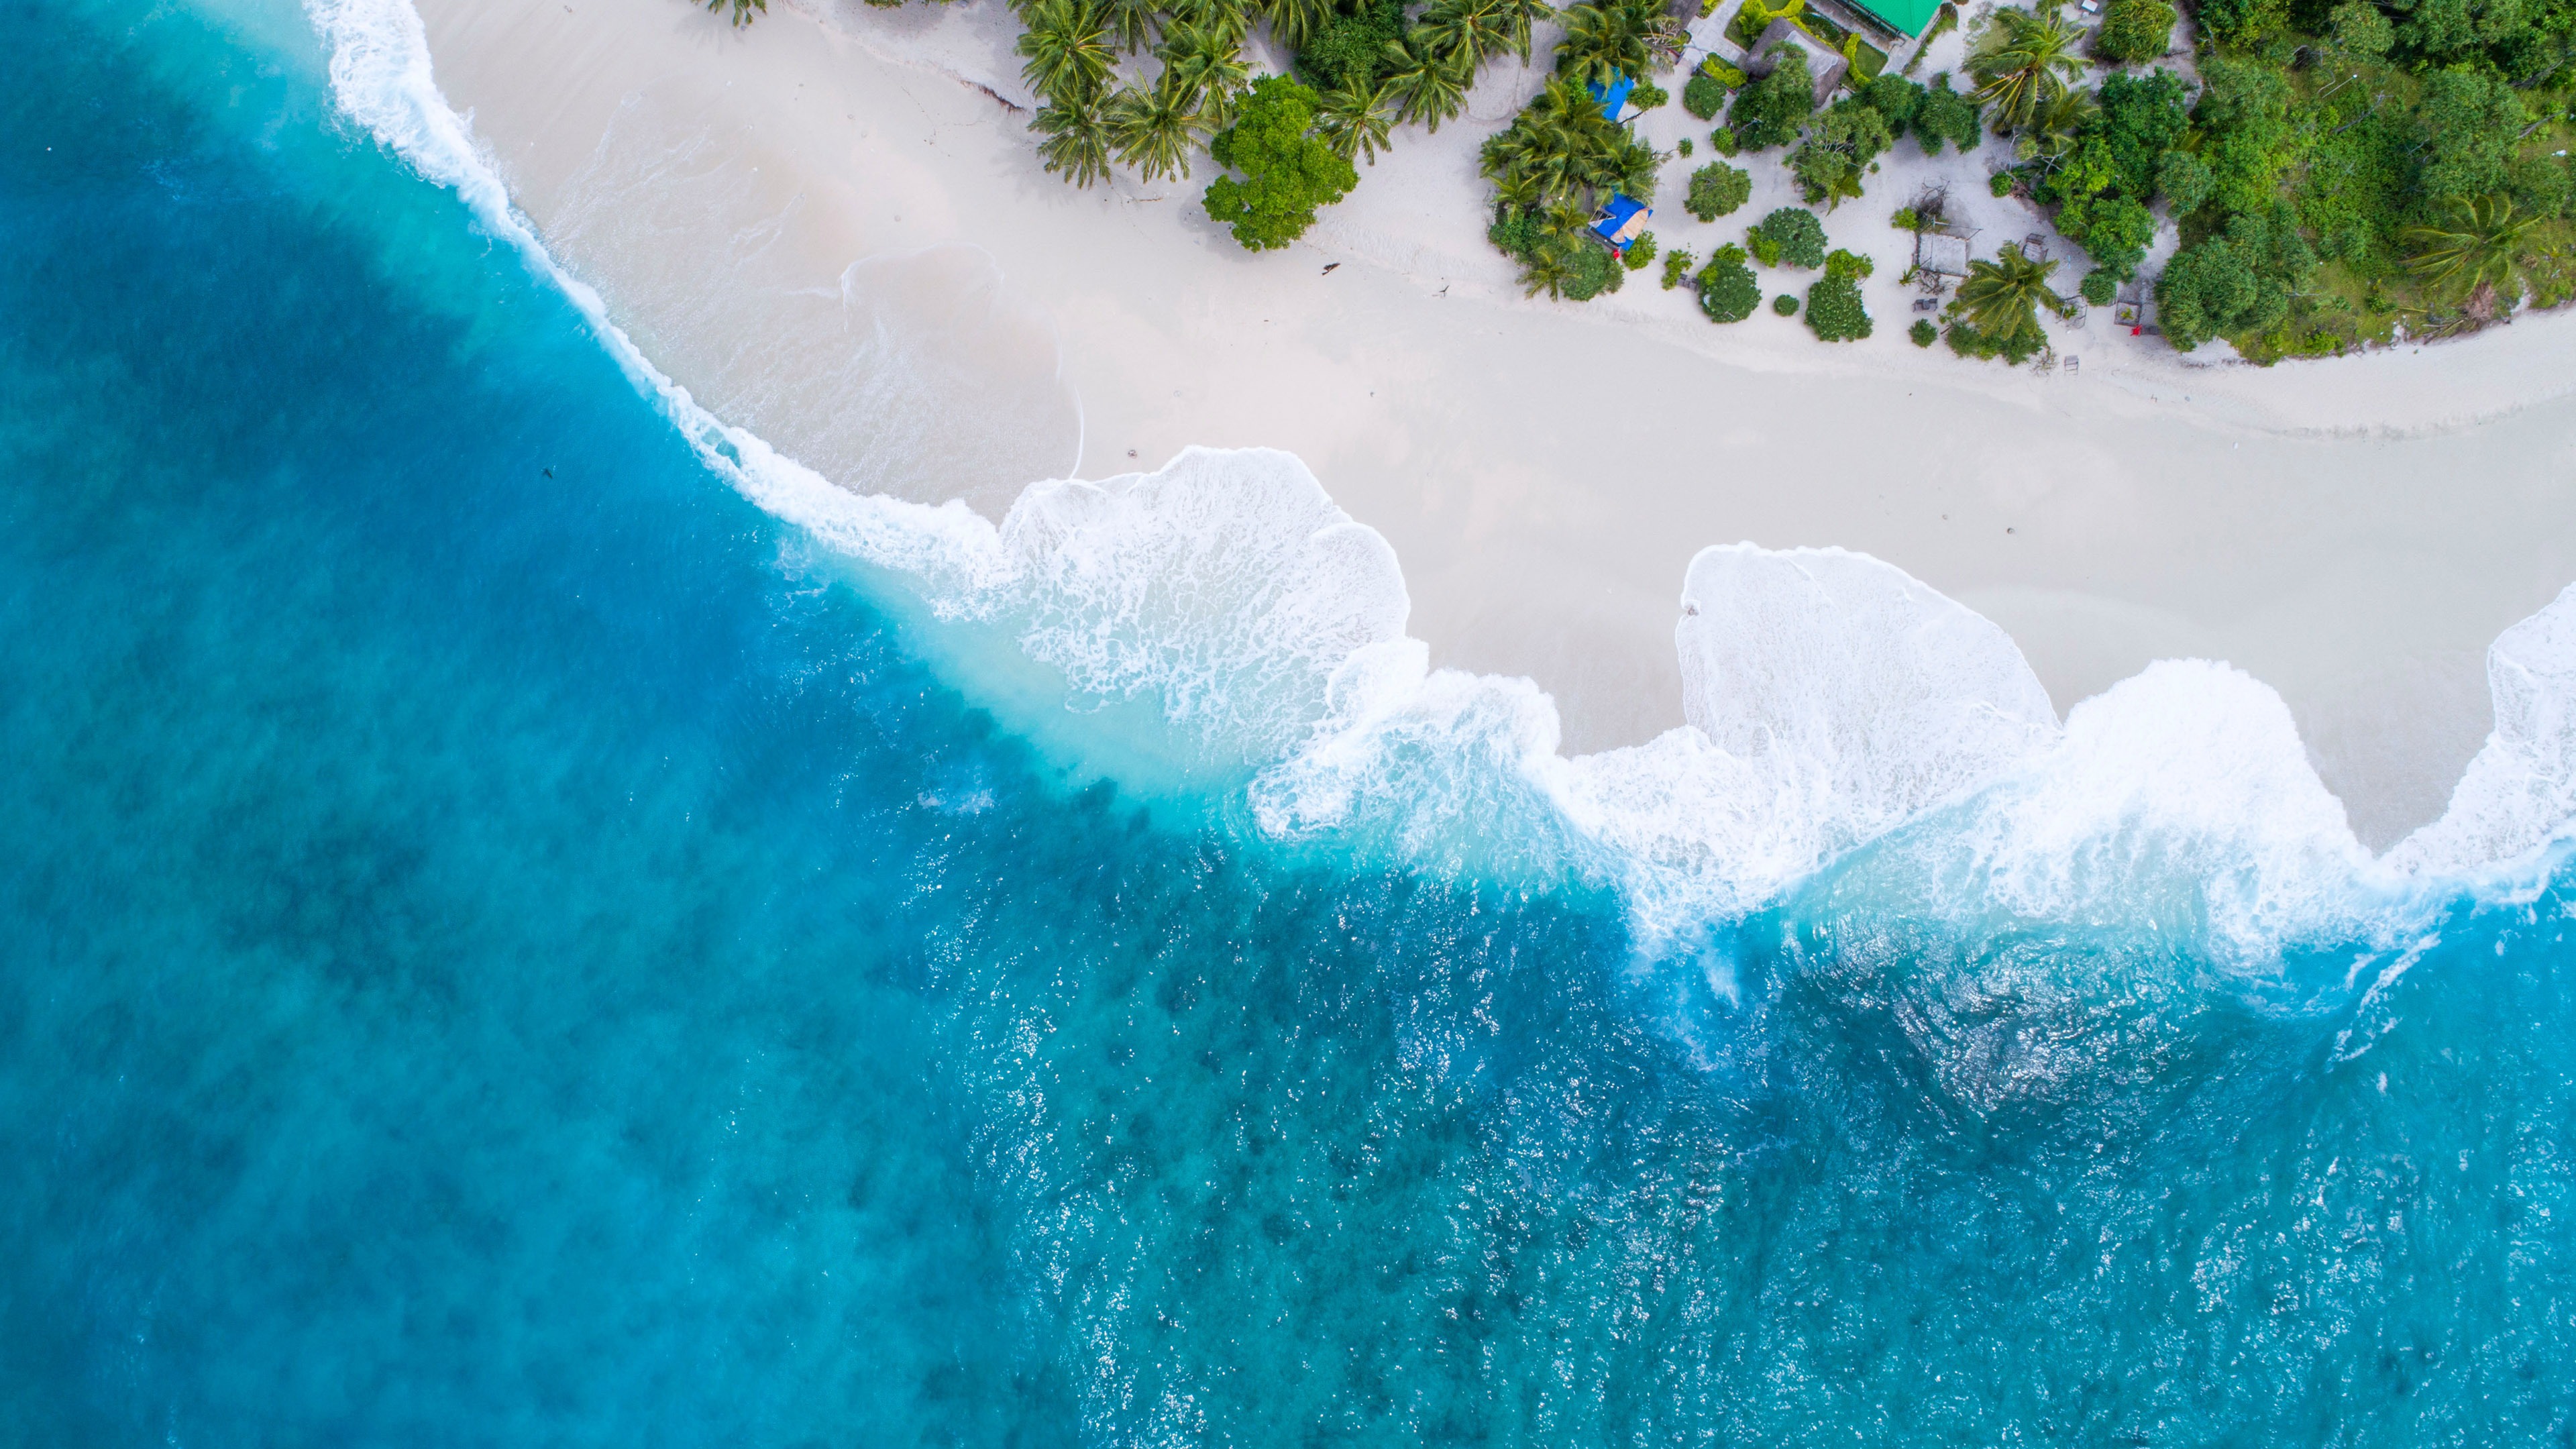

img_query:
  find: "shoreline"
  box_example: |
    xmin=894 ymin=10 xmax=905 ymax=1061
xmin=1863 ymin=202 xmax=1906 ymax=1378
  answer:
xmin=404 ymin=0 xmax=2576 ymax=847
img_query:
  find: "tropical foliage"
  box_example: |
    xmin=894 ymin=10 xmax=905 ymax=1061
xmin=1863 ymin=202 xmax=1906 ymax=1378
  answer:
xmin=1748 ymin=207 xmax=1829 ymax=268
xmin=1945 ymin=241 xmax=2068 ymax=360
xmin=1805 ymin=248 xmax=1874 ymax=339
xmin=1728 ymin=43 xmax=1817 ymax=150
xmin=1203 ymin=76 xmax=1359 ymax=248
xmin=1481 ymin=72 xmax=1660 ymax=298
xmin=2092 ymin=0 xmax=2174 ymax=62
xmin=1968 ymin=6 xmax=2086 ymax=134
xmin=1787 ymin=97 xmax=1894 ymax=207
xmin=1685 ymin=162 xmax=1752 ymax=220
xmin=1697 ymin=244 xmax=1762 ymax=319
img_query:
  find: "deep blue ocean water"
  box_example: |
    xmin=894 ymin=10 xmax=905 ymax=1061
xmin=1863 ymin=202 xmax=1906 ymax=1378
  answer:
xmin=8 ymin=4 xmax=2576 ymax=1446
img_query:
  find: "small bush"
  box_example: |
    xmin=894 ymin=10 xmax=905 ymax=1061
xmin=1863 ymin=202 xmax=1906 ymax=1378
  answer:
xmin=1889 ymin=206 xmax=1920 ymax=231
xmin=1560 ymin=245 xmax=1626 ymax=301
xmin=1910 ymin=317 xmax=1938 ymax=346
xmin=1774 ymin=292 xmax=1801 ymax=315
xmin=1697 ymin=244 xmax=1762 ymax=321
xmin=1989 ymin=170 xmax=2017 ymax=197
xmin=1682 ymin=72 xmax=1731 ymax=119
xmin=1708 ymin=127 xmax=1742 ymax=156
xmin=1751 ymin=207 xmax=1828 ymax=268
xmin=1805 ymin=272 xmax=1872 ymax=339
xmin=1662 ymin=247 xmax=1697 ymax=289
xmin=1631 ymin=80 xmax=1671 ymax=109
xmin=1686 ymin=162 xmax=1754 ymax=221
xmin=1700 ymin=55 xmax=1748 ymax=87
xmin=1678 ymin=136 xmax=1695 ymax=156
xmin=2079 ymin=268 xmax=2116 ymax=306
xmin=1944 ymin=317 xmax=2045 ymax=364
xmin=2094 ymin=0 xmax=2176 ymax=61
xmin=1623 ymin=232 xmax=1659 ymax=270
xmin=1823 ymin=248 xmax=1874 ymax=280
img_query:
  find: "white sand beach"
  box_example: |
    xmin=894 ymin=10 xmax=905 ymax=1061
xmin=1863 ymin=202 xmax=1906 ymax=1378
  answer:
xmin=399 ymin=0 xmax=2576 ymax=846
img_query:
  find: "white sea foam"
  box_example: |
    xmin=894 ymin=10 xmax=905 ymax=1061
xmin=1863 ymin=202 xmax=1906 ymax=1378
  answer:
xmin=2387 ymin=583 xmax=2576 ymax=879
xmin=306 ymin=0 xmax=2576 ymax=966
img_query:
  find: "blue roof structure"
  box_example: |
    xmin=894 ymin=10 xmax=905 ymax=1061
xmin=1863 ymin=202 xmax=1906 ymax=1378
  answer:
xmin=1591 ymin=194 xmax=1652 ymax=251
xmin=1587 ymin=72 xmax=1635 ymax=121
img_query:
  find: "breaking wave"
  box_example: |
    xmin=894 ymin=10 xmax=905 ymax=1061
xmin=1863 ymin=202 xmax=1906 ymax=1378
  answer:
xmin=306 ymin=0 xmax=2576 ymax=972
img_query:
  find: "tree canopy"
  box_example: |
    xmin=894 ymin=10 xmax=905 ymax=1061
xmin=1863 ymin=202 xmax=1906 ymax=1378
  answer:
xmin=1202 ymin=76 xmax=1359 ymax=249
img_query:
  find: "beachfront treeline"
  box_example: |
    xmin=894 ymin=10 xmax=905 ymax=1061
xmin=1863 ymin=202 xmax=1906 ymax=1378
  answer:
xmin=725 ymin=0 xmax=2576 ymax=361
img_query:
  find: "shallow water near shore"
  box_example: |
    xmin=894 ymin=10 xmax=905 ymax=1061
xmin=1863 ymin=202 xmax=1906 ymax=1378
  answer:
xmin=7 ymin=3 xmax=2576 ymax=1445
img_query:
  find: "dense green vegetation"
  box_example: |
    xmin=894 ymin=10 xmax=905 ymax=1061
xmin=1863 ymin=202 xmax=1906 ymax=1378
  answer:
xmin=1005 ymin=0 xmax=1559 ymax=248
xmin=1203 ymin=77 xmax=1361 ymax=248
xmin=1481 ymin=0 xmax=1681 ymax=296
xmin=1698 ymin=243 xmax=1764 ymax=318
xmin=1807 ymin=248 xmax=1877 ymax=336
xmin=1686 ymin=160 xmax=1754 ymax=218
xmin=1952 ymin=0 xmax=2576 ymax=358
xmin=1748 ymin=205 xmax=1829 ymax=266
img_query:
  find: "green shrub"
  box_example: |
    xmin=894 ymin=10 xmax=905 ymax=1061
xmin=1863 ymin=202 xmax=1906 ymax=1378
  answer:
xmin=1989 ymin=170 xmax=2017 ymax=197
xmin=1662 ymin=246 xmax=1697 ymax=288
xmin=1729 ymin=44 xmax=1817 ymax=150
xmin=1910 ymin=317 xmax=1938 ymax=345
xmin=1823 ymin=247 xmax=1874 ymax=279
xmin=1686 ymin=162 xmax=1754 ymax=220
xmin=1560 ymin=244 xmax=1627 ymax=301
xmin=2079 ymin=268 xmax=2116 ymax=305
xmin=1910 ymin=73 xmax=1982 ymax=156
xmin=1805 ymin=271 xmax=1872 ymax=339
xmin=1701 ymin=56 xmax=1748 ymax=86
xmin=1631 ymin=80 xmax=1671 ymax=110
xmin=2057 ymin=194 xmax=2155 ymax=278
xmin=2156 ymin=150 xmax=2213 ymax=217
xmin=1677 ymin=136 xmax=1695 ymax=156
xmin=1774 ymin=292 xmax=1801 ymax=315
xmin=1788 ymin=97 xmax=1896 ymax=207
xmin=1944 ymin=317 xmax=2045 ymax=363
xmin=1203 ymin=77 xmax=1360 ymax=251
xmin=1623 ymin=231 xmax=1659 ymax=270
xmin=1683 ymin=72 xmax=1731 ymax=119
xmin=1697 ymin=244 xmax=1762 ymax=321
xmin=1487 ymin=205 xmax=1546 ymax=261
xmin=1298 ymin=0 xmax=1405 ymax=91
xmin=2093 ymin=0 xmax=2175 ymax=62
xmin=1751 ymin=207 xmax=1828 ymax=268
xmin=1890 ymin=205 xmax=1921 ymax=230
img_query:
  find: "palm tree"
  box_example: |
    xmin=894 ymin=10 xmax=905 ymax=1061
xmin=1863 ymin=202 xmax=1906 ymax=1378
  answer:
xmin=1419 ymin=0 xmax=1509 ymax=65
xmin=2402 ymin=194 xmax=2562 ymax=314
xmin=1493 ymin=0 xmax=1555 ymax=59
xmin=1105 ymin=74 xmax=1209 ymax=181
xmin=1017 ymin=0 xmax=1118 ymax=105
xmin=1162 ymin=0 xmax=1252 ymax=44
xmin=1521 ymin=246 xmax=1576 ymax=298
xmin=1315 ymin=82 xmax=1397 ymax=164
xmin=1949 ymin=241 xmax=2071 ymax=347
xmin=1554 ymin=0 xmax=1653 ymax=87
xmin=1381 ymin=36 xmax=1477 ymax=130
xmin=700 ymin=0 xmax=767 ymax=25
xmin=1157 ymin=19 xmax=1252 ymax=127
xmin=2015 ymin=85 xmax=2096 ymax=167
xmin=1256 ymin=0 xmax=1338 ymax=50
xmin=1970 ymin=6 xmax=2086 ymax=133
xmin=1087 ymin=0 xmax=1159 ymax=52
xmin=1030 ymin=99 xmax=1116 ymax=186
xmin=1491 ymin=166 xmax=1542 ymax=211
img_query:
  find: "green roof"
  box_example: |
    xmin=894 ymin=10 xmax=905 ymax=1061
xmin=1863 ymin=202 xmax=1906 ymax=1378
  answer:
xmin=1847 ymin=0 xmax=1943 ymax=36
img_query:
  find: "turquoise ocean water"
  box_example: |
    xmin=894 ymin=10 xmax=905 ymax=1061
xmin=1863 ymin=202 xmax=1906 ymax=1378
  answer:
xmin=8 ymin=3 xmax=2576 ymax=1444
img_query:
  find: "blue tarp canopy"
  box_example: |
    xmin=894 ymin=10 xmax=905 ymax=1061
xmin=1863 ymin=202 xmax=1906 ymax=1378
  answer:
xmin=1591 ymin=194 xmax=1651 ymax=249
xmin=1587 ymin=72 xmax=1634 ymax=120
